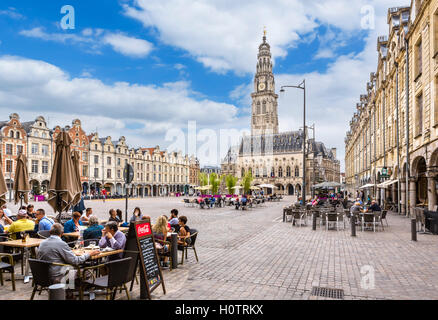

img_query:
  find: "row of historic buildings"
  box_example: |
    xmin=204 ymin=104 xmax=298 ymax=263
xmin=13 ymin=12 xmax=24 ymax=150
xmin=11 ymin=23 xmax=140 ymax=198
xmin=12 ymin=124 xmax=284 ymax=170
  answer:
xmin=0 ymin=113 xmax=200 ymax=197
xmin=344 ymin=0 xmax=438 ymax=214
xmin=221 ymin=33 xmax=341 ymax=198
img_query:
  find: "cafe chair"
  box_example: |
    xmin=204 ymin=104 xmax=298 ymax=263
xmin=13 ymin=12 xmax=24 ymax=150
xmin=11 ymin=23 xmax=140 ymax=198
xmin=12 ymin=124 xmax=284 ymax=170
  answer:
xmin=362 ymin=213 xmax=377 ymax=232
xmin=0 ymin=236 xmax=23 ymax=275
xmin=0 ymin=244 xmax=16 ymax=291
xmin=28 ymin=259 xmax=53 ymax=299
xmin=37 ymin=230 xmax=51 ymax=239
xmin=178 ymin=229 xmax=199 ymax=265
xmin=326 ymin=212 xmax=338 ymax=231
xmin=155 ymin=239 xmax=173 ymax=271
xmin=292 ymin=211 xmax=306 ymax=227
xmin=122 ymin=250 xmax=139 ymax=292
xmin=81 ymin=257 xmax=133 ymax=300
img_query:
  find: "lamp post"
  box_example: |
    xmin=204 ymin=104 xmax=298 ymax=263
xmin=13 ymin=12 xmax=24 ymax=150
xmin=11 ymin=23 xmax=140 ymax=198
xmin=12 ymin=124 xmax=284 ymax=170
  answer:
xmin=280 ymin=80 xmax=306 ymax=204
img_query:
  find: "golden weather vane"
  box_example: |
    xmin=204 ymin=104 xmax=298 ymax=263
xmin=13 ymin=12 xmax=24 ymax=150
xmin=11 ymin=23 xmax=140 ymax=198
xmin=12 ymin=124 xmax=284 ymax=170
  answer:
xmin=263 ymin=26 xmax=267 ymax=36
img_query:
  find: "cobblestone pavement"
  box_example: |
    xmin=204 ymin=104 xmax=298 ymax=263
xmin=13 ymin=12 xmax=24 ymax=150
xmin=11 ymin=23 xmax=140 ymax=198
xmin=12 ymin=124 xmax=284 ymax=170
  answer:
xmin=1 ymin=196 xmax=438 ymax=300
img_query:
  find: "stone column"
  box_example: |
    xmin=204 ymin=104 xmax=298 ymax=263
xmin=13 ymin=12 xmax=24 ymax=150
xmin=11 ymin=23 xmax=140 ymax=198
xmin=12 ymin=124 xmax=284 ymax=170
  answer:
xmin=427 ymin=172 xmax=437 ymax=211
xmin=400 ymin=180 xmax=406 ymax=214
xmin=376 ymin=186 xmax=381 ymax=205
xmin=392 ymin=185 xmax=397 ymax=205
xmin=409 ymin=178 xmax=417 ymax=217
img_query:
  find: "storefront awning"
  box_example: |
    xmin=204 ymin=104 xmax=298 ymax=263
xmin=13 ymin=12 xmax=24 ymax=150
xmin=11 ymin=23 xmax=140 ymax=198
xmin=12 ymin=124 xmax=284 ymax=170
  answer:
xmin=377 ymin=179 xmax=398 ymax=189
xmin=359 ymin=183 xmax=375 ymax=189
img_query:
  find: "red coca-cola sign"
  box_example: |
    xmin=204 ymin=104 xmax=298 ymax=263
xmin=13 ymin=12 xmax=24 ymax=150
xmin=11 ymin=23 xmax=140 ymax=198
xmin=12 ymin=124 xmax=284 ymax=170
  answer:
xmin=136 ymin=222 xmax=151 ymax=237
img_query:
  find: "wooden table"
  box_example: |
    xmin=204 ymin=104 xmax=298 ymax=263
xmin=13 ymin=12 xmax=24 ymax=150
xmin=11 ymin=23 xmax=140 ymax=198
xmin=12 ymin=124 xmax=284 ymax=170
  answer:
xmin=72 ymin=248 xmax=124 ymax=260
xmin=0 ymin=238 xmax=44 ymax=283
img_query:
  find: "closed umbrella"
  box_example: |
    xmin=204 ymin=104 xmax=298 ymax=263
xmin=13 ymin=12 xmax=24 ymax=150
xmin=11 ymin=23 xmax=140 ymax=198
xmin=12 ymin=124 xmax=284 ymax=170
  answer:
xmin=48 ymin=131 xmax=81 ymax=214
xmin=13 ymin=153 xmax=30 ymax=207
xmin=71 ymin=150 xmax=82 ymax=203
xmin=0 ymin=154 xmax=7 ymax=207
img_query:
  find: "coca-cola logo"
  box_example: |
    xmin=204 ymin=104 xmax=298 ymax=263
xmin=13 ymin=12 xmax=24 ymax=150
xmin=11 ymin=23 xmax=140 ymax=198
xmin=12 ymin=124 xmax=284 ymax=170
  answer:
xmin=136 ymin=222 xmax=151 ymax=237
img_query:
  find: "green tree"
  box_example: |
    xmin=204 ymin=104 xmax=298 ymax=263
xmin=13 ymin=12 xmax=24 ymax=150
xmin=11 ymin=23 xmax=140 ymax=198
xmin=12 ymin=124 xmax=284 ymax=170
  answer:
xmin=225 ymin=174 xmax=238 ymax=195
xmin=210 ymin=173 xmax=222 ymax=195
xmin=241 ymin=171 xmax=253 ymax=195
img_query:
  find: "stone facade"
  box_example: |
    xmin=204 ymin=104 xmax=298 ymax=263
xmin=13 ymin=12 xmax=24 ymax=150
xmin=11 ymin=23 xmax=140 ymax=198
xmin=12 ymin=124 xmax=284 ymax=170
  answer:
xmin=344 ymin=0 xmax=438 ymax=214
xmin=0 ymin=114 xmax=199 ymax=198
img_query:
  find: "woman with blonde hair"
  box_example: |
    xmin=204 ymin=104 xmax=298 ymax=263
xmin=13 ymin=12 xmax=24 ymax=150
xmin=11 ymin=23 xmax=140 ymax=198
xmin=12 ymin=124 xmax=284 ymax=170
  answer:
xmin=152 ymin=216 xmax=170 ymax=267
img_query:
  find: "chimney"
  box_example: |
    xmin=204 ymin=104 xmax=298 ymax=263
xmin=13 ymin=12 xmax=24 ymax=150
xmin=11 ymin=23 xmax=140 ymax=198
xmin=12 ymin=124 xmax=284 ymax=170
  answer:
xmin=331 ymin=148 xmax=337 ymax=159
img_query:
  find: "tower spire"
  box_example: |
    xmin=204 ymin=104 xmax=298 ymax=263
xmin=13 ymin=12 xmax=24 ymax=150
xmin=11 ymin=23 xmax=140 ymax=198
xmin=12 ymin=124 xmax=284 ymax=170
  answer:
xmin=263 ymin=26 xmax=267 ymax=42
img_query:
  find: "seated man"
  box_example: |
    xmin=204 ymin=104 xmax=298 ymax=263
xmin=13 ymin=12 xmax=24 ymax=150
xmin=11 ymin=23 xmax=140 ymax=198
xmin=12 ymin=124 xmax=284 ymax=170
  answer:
xmin=367 ymin=200 xmax=382 ymax=212
xmin=350 ymin=202 xmax=363 ymax=216
xmin=241 ymin=195 xmax=248 ymax=209
xmin=35 ymin=209 xmax=54 ymax=232
xmin=209 ymin=196 xmax=216 ymax=208
xmin=80 ymin=208 xmax=93 ymax=223
xmin=169 ymin=209 xmax=179 ymax=231
xmin=37 ymin=223 xmax=99 ymax=285
xmin=63 ymin=212 xmax=83 ymax=234
xmin=99 ymin=221 xmax=126 ymax=259
xmin=83 ymin=216 xmax=104 ymax=240
xmin=7 ymin=210 xmax=35 ymax=239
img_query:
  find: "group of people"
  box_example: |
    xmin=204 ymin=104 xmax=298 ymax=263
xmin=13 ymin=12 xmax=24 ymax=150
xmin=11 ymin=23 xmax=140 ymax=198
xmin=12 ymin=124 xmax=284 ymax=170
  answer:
xmin=349 ymin=198 xmax=382 ymax=215
xmin=1 ymin=203 xmax=195 ymax=292
xmin=0 ymin=204 xmax=56 ymax=239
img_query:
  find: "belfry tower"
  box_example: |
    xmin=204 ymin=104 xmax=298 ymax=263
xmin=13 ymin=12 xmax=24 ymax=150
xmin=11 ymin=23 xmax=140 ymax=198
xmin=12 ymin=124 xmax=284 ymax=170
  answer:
xmin=251 ymin=30 xmax=279 ymax=136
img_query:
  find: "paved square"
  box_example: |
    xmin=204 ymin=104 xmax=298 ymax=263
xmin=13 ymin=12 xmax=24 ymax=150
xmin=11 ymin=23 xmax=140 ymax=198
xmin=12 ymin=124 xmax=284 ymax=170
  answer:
xmin=1 ymin=196 xmax=438 ymax=300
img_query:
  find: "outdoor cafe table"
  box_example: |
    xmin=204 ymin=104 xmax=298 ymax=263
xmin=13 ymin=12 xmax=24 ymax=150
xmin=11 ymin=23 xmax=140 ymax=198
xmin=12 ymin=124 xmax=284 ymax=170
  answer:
xmin=0 ymin=238 xmax=44 ymax=283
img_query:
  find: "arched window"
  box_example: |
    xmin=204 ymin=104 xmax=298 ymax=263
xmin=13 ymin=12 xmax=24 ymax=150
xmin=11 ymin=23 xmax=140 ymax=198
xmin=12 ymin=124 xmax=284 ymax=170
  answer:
xmin=262 ymin=101 xmax=266 ymax=114
xmin=295 ymin=166 xmax=300 ymax=177
xmin=16 ymin=132 xmax=20 ymax=139
xmin=9 ymin=131 xmax=13 ymax=138
xmin=271 ymin=167 xmax=275 ymax=178
xmin=241 ymin=168 xmax=245 ymax=177
xmin=286 ymin=166 xmax=291 ymax=177
xmin=94 ymin=144 xmax=98 ymax=150
xmin=255 ymin=167 xmax=259 ymax=178
xmin=263 ymin=167 xmax=267 ymax=177
xmin=278 ymin=167 xmax=283 ymax=178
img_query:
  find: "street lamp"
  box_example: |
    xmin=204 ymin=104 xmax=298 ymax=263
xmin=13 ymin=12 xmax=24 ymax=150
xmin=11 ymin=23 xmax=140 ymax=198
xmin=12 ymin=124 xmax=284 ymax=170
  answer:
xmin=280 ymin=80 xmax=307 ymax=204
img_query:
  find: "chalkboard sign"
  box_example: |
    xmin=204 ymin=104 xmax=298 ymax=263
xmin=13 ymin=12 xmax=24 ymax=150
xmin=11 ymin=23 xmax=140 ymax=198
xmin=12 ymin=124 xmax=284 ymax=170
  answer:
xmin=127 ymin=219 xmax=165 ymax=299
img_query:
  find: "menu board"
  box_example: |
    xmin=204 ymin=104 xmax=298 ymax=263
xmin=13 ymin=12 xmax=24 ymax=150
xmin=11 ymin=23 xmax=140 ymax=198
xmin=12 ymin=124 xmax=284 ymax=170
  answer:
xmin=139 ymin=237 xmax=160 ymax=290
xmin=129 ymin=219 xmax=166 ymax=299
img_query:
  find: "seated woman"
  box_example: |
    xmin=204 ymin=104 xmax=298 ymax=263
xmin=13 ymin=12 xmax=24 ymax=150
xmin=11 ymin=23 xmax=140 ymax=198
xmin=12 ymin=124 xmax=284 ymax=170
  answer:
xmin=83 ymin=216 xmax=103 ymax=240
xmin=129 ymin=207 xmax=143 ymax=223
xmin=63 ymin=212 xmax=83 ymax=234
xmin=177 ymin=216 xmax=191 ymax=246
xmin=152 ymin=216 xmax=170 ymax=267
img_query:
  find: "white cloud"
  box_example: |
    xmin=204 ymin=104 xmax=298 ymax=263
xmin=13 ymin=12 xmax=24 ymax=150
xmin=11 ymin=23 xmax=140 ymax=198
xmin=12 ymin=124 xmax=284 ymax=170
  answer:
xmin=0 ymin=55 xmax=240 ymax=156
xmin=122 ymin=0 xmax=406 ymax=75
xmin=19 ymin=27 xmax=153 ymax=58
xmin=103 ymin=33 xmax=153 ymax=57
xmin=0 ymin=8 xmax=24 ymax=20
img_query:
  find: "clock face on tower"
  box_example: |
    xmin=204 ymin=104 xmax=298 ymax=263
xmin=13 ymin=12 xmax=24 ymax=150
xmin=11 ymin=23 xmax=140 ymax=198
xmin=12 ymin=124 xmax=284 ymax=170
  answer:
xmin=258 ymin=82 xmax=266 ymax=91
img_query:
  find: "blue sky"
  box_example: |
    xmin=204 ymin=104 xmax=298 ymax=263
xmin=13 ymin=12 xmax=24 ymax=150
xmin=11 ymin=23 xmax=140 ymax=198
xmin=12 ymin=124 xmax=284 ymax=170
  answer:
xmin=0 ymin=0 xmax=407 ymax=168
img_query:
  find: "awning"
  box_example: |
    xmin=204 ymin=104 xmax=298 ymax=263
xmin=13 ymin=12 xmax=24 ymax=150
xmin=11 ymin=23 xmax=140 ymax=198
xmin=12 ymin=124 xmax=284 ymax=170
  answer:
xmin=377 ymin=179 xmax=398 ymax=189
xmin=359 ymin=183 xmax=375 ymax=189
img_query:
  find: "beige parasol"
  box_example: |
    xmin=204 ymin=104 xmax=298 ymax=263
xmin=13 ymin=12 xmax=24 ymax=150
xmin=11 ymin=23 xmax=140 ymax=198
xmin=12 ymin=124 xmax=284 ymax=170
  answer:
xmin=0 ymin=154 xmax=8 ymax=207
xmin=48 ymin=131 xmax=81 ymax=213
xmin=13 ymin=153 xmax=30 ymax=206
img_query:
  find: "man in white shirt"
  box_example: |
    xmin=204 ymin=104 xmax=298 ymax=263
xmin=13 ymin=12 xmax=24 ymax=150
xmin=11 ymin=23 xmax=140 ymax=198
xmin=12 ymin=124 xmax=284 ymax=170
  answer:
xmin=2 ymin=205 xmax=12 ymax=217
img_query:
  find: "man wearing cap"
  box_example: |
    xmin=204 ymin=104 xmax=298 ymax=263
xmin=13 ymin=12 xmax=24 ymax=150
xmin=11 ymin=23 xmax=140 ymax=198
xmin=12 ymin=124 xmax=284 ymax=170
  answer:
xmin=366 ymin=200 xmax=382 ymax=212
xmin=7 ymin=210 xmax=35 ymax=239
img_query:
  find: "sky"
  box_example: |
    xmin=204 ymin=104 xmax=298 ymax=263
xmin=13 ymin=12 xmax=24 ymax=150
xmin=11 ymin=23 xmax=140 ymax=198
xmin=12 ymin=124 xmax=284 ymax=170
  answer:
xmin=0 ymin=0 xmax=409 ymax=170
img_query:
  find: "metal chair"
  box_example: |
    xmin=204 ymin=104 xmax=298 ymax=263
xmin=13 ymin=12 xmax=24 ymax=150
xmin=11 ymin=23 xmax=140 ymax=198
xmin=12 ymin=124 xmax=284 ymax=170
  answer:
xmin=362 ymin=213 xmax=376 ymax=232
xmin=28 ymin=258 xmax=53 ymax=300
xmin=291 ymin=211 xmax=306 ymax=227
xmin=178 ymin=229 xmax=199 ymax=265
xmin=81 ymin=257 xmax=133 ymax=300
xmin=37 ymin=230 xmax=51 ymax=239
xmin=326 ymin=212 xmax=338 ymax=231
xmin=0 ymin=240 xmax=16 ymax=291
